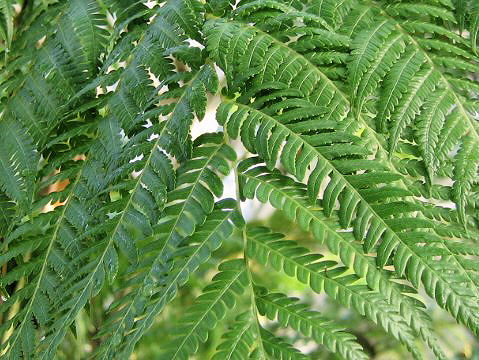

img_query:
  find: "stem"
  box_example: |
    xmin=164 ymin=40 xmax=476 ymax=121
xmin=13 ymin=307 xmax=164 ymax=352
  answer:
xmin=228 ymin=132 xmax=267 ymax=359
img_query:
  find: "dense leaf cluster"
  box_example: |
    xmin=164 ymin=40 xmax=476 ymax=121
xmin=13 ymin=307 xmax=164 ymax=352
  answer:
xmin=0 ymin=0 xmax=478 ymax=359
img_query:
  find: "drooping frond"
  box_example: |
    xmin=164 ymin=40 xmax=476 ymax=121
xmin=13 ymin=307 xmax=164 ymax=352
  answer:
xmin=95 ymin=134 xmax=241 ymax=359
xmin=32 ymin=117 xmax=176 ymax=359
xmin=0 ymin=148 xmax=103 ymax=359
xmin=0 ymin=119 xmax=38 ymax=209
xmin=239 ymin=159 xmax=447 ymax=358
xmin=215 ymin=77 xmax=479 ymax=332
xmin=254 ymin=287 xmax=368 ymax=360
xmin=1 ymin=0 xmax=478 ymax=358
xmin=246 ymin=226 xmax=424 ymax=358
xmin=208 ymin=22 xmax=479 ymax=334
xmin=56 ymin=0 xmax=109 ymax=77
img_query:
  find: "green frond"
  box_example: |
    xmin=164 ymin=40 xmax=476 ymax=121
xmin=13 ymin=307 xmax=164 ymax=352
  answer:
xmin=348 ymin=19 xmax=404 ymax=113
xmin=31 ymin=119 xmax=175 ymax=358
xmin=0 ymin=52 xmax=118 ymax=357
xmin=56 ymin=0 xmax=109 ymax=77
xmin=239 ymin=159 xmax=450 ymax=358
xmin=0 ymin=158 xmax=98 ymax=359
xmin=254 ymin=287 xmax=368 ymax=360
xmin=95 ymin=135 xmax=240 ymax=359
xmin=374 ymin=48 xmax=425 ymax=134
xmin=259 ymin=328 xmax=308 ymax=360
xmin=0 ymin=0 xmax=14 ymax=51
xmin=204 ymin=18 xmax=350 ymax=123
xmin=215 ymin=94 xmax=479 ymax=337
xmin=103 ymin=200 xmax=242 ymax=359
xmin=415 ymin=89 xmax=453 ymax=178
xmin=1 ymin=1 xmax=478 ymax=358
xmin=0 ymin=118 xmax=38 ymax=209
xmin=388 ymin=67 xmax=439 ymax=155
xmin=343 ymin=0 xmax=479 ymax=219
xmin=160 ymin=259 xmax=249 ymax=360
xmin=212 ymin=312 xmax=257 ymax=360
xmin=303 ymin=0 xmax=355 ymax=30
xmin=246 ymin=226 xmax=427 ymax=358
xmin=387 ymin=3 xmax=457 ymax=22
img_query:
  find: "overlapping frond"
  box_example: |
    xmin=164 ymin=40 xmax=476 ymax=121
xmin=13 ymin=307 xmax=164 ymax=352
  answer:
xmin=340 ymin=0 xmax=479 ymax=223
xmin=240 ymin=159 xmax=454 ymax=358
xmin=95 ymin=134 xmax=240 ymax=359
xmin=160 ymin=259 xmax=249 ymax=360
xmin=245 ymin=224 xmax=424 ymax=358
xmin=255 ymin=287 xmax=368 ymax=360
xmin=1 ymin=0 xmax=478 ymax=358
xmin=219 ymin=93 xmax=476 ymax=330
xmin=205 ymin=8 xmax=479 ymax=344
xmin=0 ymin=142 xmax=104 ymax=359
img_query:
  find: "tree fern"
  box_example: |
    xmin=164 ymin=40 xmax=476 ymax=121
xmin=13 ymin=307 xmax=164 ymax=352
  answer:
xmin=0 ymin=0 xmax=478 ymax=359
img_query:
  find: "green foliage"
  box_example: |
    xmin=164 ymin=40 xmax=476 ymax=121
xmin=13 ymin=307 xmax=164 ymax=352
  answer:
xmin=0 ymin=0 xmax=478 ymax=359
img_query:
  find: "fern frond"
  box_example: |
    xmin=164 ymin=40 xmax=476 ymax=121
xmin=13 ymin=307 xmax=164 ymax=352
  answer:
xmin=260 ymin=327 xmax=308 ymax=360
xmin=415 ymin=89 xmax=453 ymax=179
xmin=207 ymin=4 xmax=479 ymax=337
xmin=343 ymin=0 xmax=479 ymax=219
xmin=95 ymin=135 xmax=240 ymax=359
xmin=239 ymin=159 xmax=447 ymax=358
xmin=218 ymin=96 xmax=436 ymax=265
xmin=212 ymin=312 xmax=257 ymax=360
xmin=0 ymin=158 xmax=96 ymax=359
xmin=246 ymin=226 xmax=425 ymax=358
xmin=204 ymin=19 xmax=350 ymax=124
xmin=374 ymin=48 xmax=425 ymax=134
xmin=0 ymin=93 xmax=119 ymax=358
xmin=1 ymin=0 xmax=478 ymax=358
xmin=0 ymin=0 xmax=112 ymax=152
xmin=56 ymin=0 xmax=109 ymax=77
xmin=31 ymin=119 xmax=174 ymax=358
xmin=0 ymin=118 xmax=38 ymax=209
xmin=254 ymin=287 xmax=368 ymax=360
xmin=160 ymin=259 xmax=249 ymax=360
xmin=0 ymin=0 xmax=14 ymax=52
xmin=348 ymin=19 xmax=404 ymax=113
xmin=388 ymin=67 xmax=439 ymax=155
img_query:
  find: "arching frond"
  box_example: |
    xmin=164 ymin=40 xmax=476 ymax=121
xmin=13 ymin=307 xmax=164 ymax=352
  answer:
xmin=254 ymin=287 xmax=368 ymax=360
xmin=239 ymin=159 xmax=447 ymax=359
xmin=1 ymin=0 xmax=478 ymax=358
xmin=95 ymin=134 xmax=240 ymax=359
